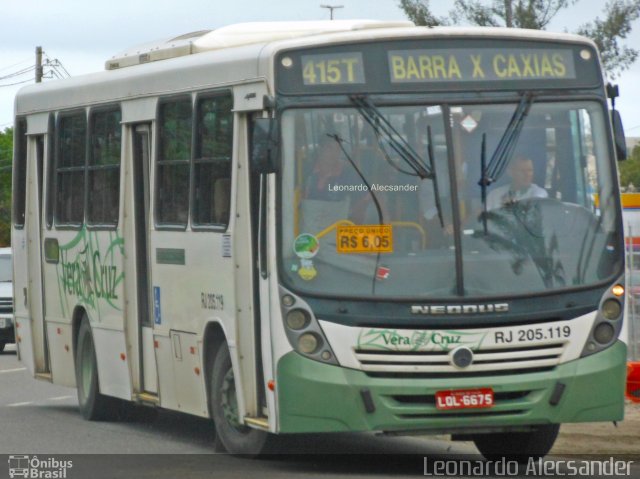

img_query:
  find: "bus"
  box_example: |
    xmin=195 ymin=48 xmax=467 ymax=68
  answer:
xmin=12 ymin=20 xmax=628 ymax=458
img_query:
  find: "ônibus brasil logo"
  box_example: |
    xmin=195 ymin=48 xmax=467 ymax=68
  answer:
xmin=8 ymin=455 xmax=73 ymax=478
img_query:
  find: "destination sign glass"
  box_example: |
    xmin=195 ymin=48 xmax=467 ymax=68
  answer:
xmin=276 ymin=39 xmax=600 ymax=94
xmin=388 ymin=48 xmax=576 ymax=83
xmin=301 ymin=52 xmax=365 ymax=86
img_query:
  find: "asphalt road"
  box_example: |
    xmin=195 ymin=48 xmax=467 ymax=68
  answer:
xmin=1 ymin=344 xmax=639 ymax=479
xmin=0 ymin=344 xmax=481 ymax=478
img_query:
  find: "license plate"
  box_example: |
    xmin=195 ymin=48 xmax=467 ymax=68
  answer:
xmin=0 ymin=318 xmax=6 ymax=329
xmin=435 ymin=388 xmax=494 ymax=410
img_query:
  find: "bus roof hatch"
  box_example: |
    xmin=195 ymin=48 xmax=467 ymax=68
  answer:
xmin=105 ymin=20 xmax=414 ymax=70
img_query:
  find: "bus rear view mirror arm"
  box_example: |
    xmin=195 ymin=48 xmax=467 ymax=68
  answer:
xmin=251 ymin=117 xmax=279 ymax=174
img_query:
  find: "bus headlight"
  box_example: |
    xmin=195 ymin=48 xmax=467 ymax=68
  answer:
xmin=298 ymin=333 xmax=321 ymax=354
xmin=581 ymin=277 xmax=625 ymax=357
xmin=594 ymin=322 xmax=615 ymax=344
xmin=279 ymin=287 xmax=338 ymax=365
xmin=601 ymin=299 xmax=621 ymax=320
xmin=286 ymin=309 xmax=310 ymax=330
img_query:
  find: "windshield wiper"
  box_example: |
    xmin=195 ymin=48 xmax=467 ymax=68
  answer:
xmin=350 ymin=95 xmax=444 ymax=227
xmin=350 ymin=95 xmax=432 ymax=179
xmin=425 ymin=125 xmax=444 ymax=228
xmin=477 ymin=92 xmax=535 ymax=232
xmin=478 ymin=92 xmax=535 ymax=192
xmin=326 ymin=133 xmax=385 ymax=295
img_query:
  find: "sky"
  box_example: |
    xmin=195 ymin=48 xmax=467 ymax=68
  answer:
xmin=2 ymin=0 xmax=640 ymax=136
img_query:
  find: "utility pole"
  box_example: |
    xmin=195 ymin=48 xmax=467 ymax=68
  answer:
xmin=35 ymin=46 xmax=43 ymax=83
xmin=320 ymin=4 xmax=343 ymax=20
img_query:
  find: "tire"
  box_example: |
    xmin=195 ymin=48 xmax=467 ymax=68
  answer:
xmin=0 ymin=341 xmax=5 ymax=353
xmin=210 ymin=342 xmax=271 ymax=455
xmin=75 ymin=317 xmax=118 ymax=421
xmin=473 ymin=424 xmax=560 ymax=462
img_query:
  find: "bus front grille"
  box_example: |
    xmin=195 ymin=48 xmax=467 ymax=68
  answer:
xmin=353 ymin=342 xmax=566 ymax=375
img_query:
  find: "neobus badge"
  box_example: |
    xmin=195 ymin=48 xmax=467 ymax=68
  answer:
xmin=411 ymin=304 xmax=510 ymax=315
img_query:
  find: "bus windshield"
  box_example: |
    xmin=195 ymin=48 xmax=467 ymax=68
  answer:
xmin=279 ymin=99 xmax=621 ymax=299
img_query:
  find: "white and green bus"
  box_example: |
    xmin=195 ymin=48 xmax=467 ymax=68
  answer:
xmin=12 ymin=20 xmax=628 ymax=458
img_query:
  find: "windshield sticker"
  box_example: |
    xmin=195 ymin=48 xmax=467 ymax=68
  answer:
xmin=460 ymin=115 xmax=478 ymax=133
xmin=293 ymin=234 xmax=320 ymax=259
xmin=337 ymin=225 xmax=393 ymax=254
xmin=358 ymin=328 xmax=489 ymax=352
xmin=298 ymin=259 xmax=317 ymax=281
xmin=426 ymin=106 xmax=442 ymax=116
xmin=376 ymin=266 xmax=390 ymax=280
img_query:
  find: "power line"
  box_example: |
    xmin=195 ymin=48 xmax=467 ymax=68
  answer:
xmin=0 ymin=58 xmax=31 ymax=74
xmin=0 ymin=78 xmax=33 ymax=88
xmin=0 ymin=65 xmax=35 ymax=81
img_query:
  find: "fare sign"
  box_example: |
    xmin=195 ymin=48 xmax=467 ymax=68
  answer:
xmin=435 ymin=388 xmax=494 ymax=410
xmin=337 ymin=224 xmax=393 ymax=254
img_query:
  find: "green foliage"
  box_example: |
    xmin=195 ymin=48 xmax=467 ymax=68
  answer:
xmin=398 ymin=0 xmax=448 ymax=26
xmin=0 ymin=127 xmax=12 ymax=247
xmin=619 ymin=144 xmax=640 ymax=190
xmin=399 ymin=0 xmax=640 ymax=77
xmin=577 ymin=0 xmax=640 ymax=78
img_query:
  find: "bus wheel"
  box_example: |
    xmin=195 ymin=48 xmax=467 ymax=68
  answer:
xmin=75 ymin=317 xmax=117 ymax=421
xmin=473 ymin=424 xmax=560 ymax=462
xmin=210 ymin=343 xmax=269 ymax=455
xmin=0 ymin=341 xmax=5 ymax=353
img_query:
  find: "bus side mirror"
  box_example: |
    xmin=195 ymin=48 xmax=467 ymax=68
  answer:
xmin=607 ymin=83 xmax=627 ymax=161
xmin=251 ymin=118 xmax=279 ymax=174
xmin=611 ymin=109 xmax=627 ymax=161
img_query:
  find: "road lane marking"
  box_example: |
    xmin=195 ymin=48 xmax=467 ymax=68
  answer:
xmin=0 ymin=367 xmax=27 ymax=374
xmin=7 ymin=401 xmax=33 ymax=407
xmin=49 ymin=396 xmax=73 ymax=401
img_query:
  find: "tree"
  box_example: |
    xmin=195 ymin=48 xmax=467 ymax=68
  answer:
xmin=0 ymin=127 xmax=12 ymax=246
xmin=619 ymin=144 xmax=640 ymax=190
xmin=399 ymin=0 xmax=640 ymax=78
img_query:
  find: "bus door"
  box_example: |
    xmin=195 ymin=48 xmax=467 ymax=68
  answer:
xmin=132 ymin=124 xmax=158 ymax=394
xmin=26 ymin=133 xmax=50 ymax=374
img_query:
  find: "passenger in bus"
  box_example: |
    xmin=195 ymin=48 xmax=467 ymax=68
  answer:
xmin=301 ymin=136 xmax=374 ymax=227
xmin=304 ymin=136 xmax=361 ymax=201
xmin=486 ymin=156 xmax=547 ymax=210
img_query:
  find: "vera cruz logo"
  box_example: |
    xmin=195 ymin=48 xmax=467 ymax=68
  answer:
xmin=55 ymin=227 xmax=124 ymax=320
xmin=357 ymin=328 xmax=488 ymax=352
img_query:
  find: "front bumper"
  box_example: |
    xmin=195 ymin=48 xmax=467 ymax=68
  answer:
xmin=276 ymin=341 xmax=626 ymax=433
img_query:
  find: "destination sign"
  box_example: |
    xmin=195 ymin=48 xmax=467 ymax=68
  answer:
xmin=388 ymin=48 xmax=576 ymax=83
xmin=301 ymin=52 xmax=365 ymax=86
xmin=276 ymin=40 xmax=599 ymax=94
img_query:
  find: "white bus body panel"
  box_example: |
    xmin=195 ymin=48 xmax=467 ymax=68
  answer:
xmin=16 ymin=314 xmax=35 ymax=374
xmin=92 ymin=326 xmax=132 ymax=400
xmin=45 ymin=319 xmax=74 ymax=386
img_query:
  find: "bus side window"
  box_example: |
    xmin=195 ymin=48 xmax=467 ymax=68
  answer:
xmin=192 ymin=93 xmax=233 ymax=228
xmin=56 ymin=112 xmax=86 ymax=226
xmin=87 ymin=108 xmax=121 ymax=227
xmin=156 ymin=97 xmax=192 ymax=227
xmin=12 ymin=118 xmax=27 ymax=228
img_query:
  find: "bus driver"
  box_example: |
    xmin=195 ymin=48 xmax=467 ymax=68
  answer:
xmin=486 ymin=156 xmax=547 ymax=210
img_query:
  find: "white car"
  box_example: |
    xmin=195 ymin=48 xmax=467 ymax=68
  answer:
xmin=0 ymin=247 xmax=14 ymax=352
